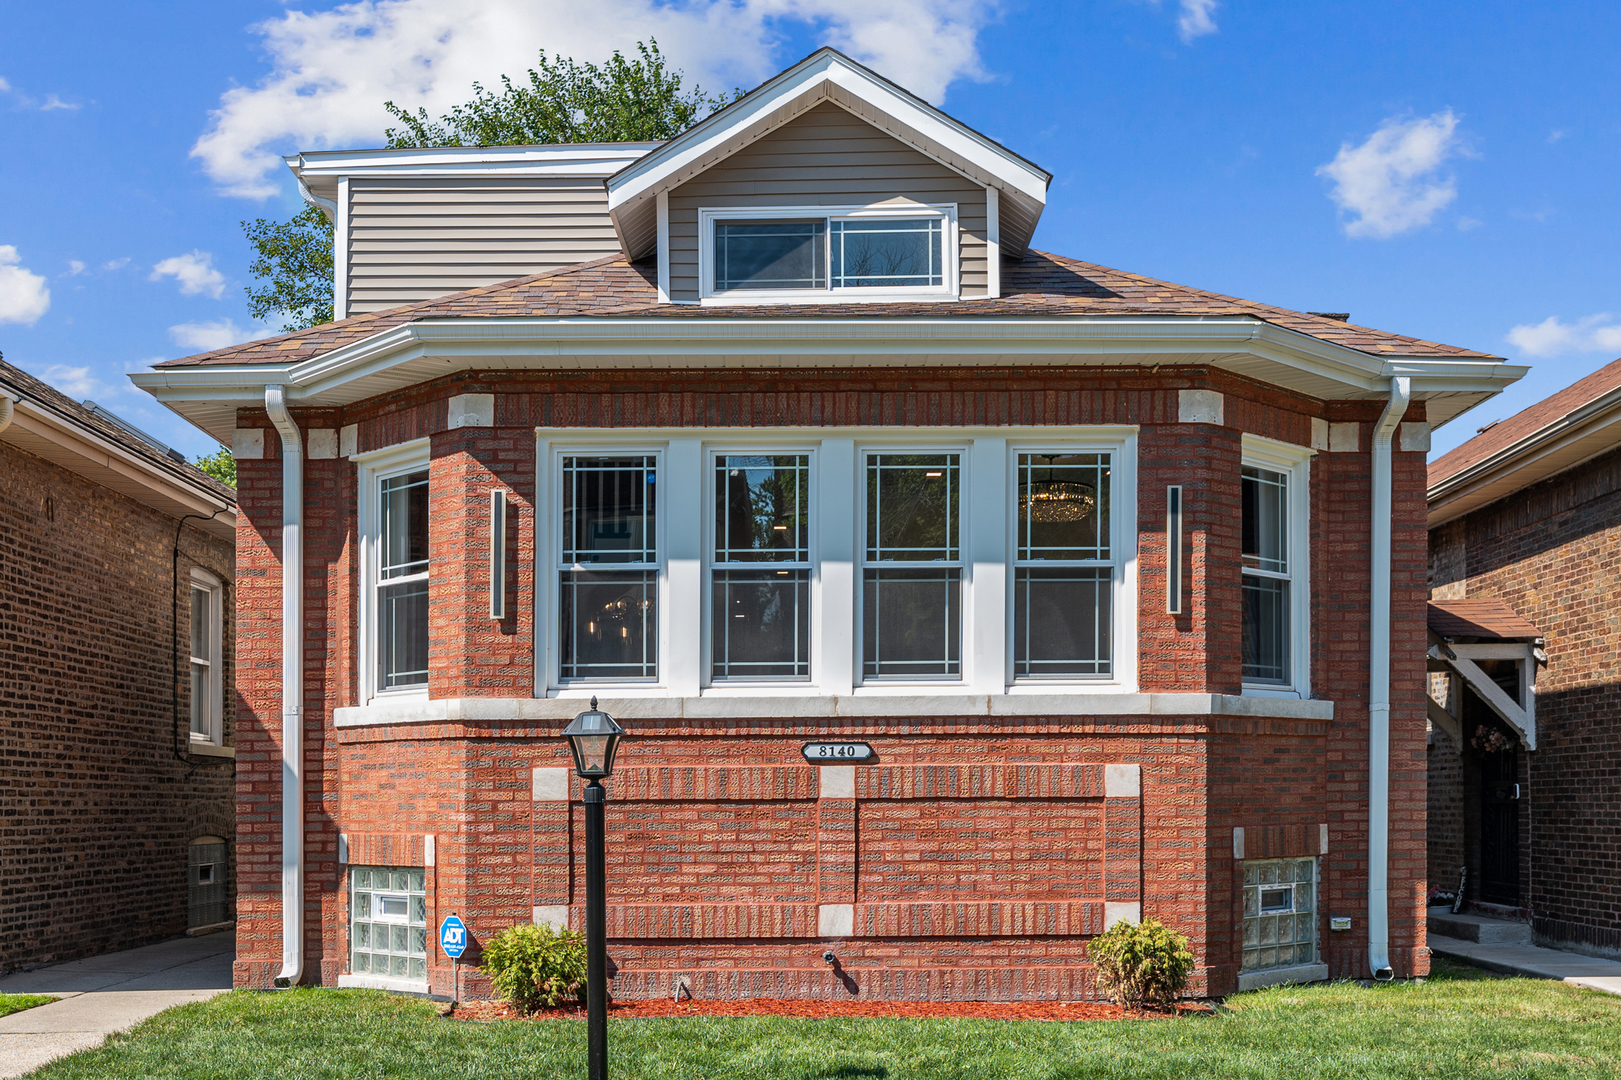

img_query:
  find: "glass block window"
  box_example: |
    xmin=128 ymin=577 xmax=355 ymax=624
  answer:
xmin=187 ymin=838 xmax=227 ymax=928
xmin=350 ymin=866 xmax=428 ymax=981
xmin=862 ymin=453 xmax=961 ymax=679
xmin=1013 ymin=453 xmax=1113 ymax=678
xmin=712 ymin=454 xmax=812 ymax=680
xmin=1241 ymin=858 xmax=1317 ymax=972
xmin=559 ymin=456 xmax=659 ymax=681
xmin=1241 ymin=465 xmax=1291 ymax=685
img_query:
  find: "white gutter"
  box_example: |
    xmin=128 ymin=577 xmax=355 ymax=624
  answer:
xmin=1367 ymin=375 xmax=1410 ymax=981
xmin=264 ymin=385 xmax=305 ymax=986
xmin=293 ymin=172 xmax=338 ymax=224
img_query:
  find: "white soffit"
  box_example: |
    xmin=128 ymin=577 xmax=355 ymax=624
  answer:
xmin=288 ymin=142 xmax=663 ymax=204
xmin=605 ymin=48 xmax=1052 ymax=260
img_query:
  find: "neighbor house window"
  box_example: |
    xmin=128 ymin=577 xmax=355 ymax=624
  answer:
xmin=377 ymin=469 xmax=430 ymax=691
xmin=188 ymin=836 xmax=228 ymax=929
xmin=1013 ymin=453 xmax=1113 ymax=678
xmin=862 ymin=452 xmax=961 ymax=680
xmin=559 ymin=455 xmax=659 ymax=681
xmin=188 ymin=570 xmax=223 ymax=743
xmin=350 ymin=867 xmax=427 ymax=981
xmin=1241 ymin=858 xmax=1318 ymax=972
xmin=711 ymin=454 xmax=811 ymax=680
xmin=1240 ymin=437 xmax=1311 ymax=695
xmin=704 ymin=206 xmax=956 ymax=300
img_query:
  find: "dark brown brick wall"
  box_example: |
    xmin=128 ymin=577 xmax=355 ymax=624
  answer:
xmin=0 ymin=440 xmax=235 ymax=970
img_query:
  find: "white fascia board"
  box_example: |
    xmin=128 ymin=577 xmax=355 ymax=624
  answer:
xmin=288 ymin=143 xmax=660 ymax=201
xmin=606 ymin=51 xmax=1050 ymax=213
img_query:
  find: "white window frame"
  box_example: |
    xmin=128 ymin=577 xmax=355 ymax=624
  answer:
xmin=699 ymin=203 xmax=960 ymax=305
xmin=702 ymin=445 xmax=820 ymax=687
xmin=1004 ymin=435 xmax=1137 ymax=690
xmin=1240 ymin=434 xmax=1313 ymax=699
xmin=355 ymin=438 xmax=432 ymax=704
xmin=188 ymin=568 xmax=224 ymax=745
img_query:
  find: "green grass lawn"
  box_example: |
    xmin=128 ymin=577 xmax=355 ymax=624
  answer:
xmin=0 ymin=993 xmax=56 ymax=1018
xmin=24 ymin=960 xmax=1621 ymax=1080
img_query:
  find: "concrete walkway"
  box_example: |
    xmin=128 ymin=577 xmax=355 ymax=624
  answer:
xmin=0 ymin=932 xmax=234 ymax=1078
xmin=1431 ymin=933 xmax=1621 ymax=997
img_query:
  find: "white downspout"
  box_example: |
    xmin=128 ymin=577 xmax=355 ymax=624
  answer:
xmin=265 ymin=385 xmax=304 ymax=986
xmin=0 ymin=390 xmax=15 ymax=433
xmin=1368 ymin=375 xmax=1410 ymax=981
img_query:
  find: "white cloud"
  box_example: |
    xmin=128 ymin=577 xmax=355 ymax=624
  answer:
xmin=0 ymin=77 xmax=10 ymax=93
xmin=1316 ymin=110 xmax=1461 ymax=238
xmin=191 ymin=0 xmax=997 ymax=197
xmin=40 ymin=94 xmax=80 ymax=111
xmin=38 ymin=364 xmax=118 ymax=400
xmin=1505 ymin=314 xmax=1621 ymax=359
xmin=102 ymin=257 xmax=130 ymax=271
xmin=1177 ymin=0 xmax=1218 ymax=42
xmin=150 ymin=250 xmax=227 ymax=299
xmin=1547 ymin=129 xmax=1566 ymax=144
xmin=1456 ymin=216 xmax=1482 ymax=232
xmin=169 ymin=318 xmax=275 ymax=352
xmin=0 ymin=245 xmax=51 ymax=325
xmin=66 ymin=259 xmax=87 ymax=275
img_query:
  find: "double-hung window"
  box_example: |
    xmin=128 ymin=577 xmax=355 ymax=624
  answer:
xmin=862 ymin=452 xmax=962 ymax=680
xmin=1013 ymin=453 xmax=1114 ymax=678
xmin=377 ymin=469 xmax=430 ymax=691
xmin=704 ymin=206 xmax=956 ymax=302
xmin=559 ymin=455 xmax=659 ymax=682
xmin=1241 ymin=438 xmax=1311 ymax=695
xmin=188 ymin=569 xmax=223 ymax=743
xmin=711 ymin=454 xmax=811 ymax=681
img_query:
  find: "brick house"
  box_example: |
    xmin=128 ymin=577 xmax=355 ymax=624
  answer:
xmin=134 ymin=49 xmax=1525 ymax=999
xmin=1427 ymin=357 xmax=1621 ymax=957
xmin=0 ymin=357 xmax=237 ymax=970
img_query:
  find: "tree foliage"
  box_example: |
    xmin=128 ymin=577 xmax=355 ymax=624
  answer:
xmin=383 ymin=40 xmax=732 ymax=148
xmin=194 ymin=447 xmax=237 ymax=488
xmin=242 ymin=204 xmax=335 ymax=332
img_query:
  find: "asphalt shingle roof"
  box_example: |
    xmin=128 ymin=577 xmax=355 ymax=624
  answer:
xmin=155 ymin=250 xmax=1496 ymax=370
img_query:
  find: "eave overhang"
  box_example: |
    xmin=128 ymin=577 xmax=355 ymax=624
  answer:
xmin=1427 ymin=383 xmax=1621 ymax=528
xmin=131 ymin=315 xmax=1524 ymax=446
xmin=287 ymin=142 xmax=663 ymax=205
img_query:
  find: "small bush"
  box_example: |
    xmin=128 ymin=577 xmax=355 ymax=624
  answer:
xmin=479 ymin=923 xmax=586 ymax=1012
xmin=1088 ymin=918 xmax=1195 ymax=1007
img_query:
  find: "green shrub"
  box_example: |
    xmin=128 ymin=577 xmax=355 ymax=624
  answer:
xmin=1088 ymin=917 xmax=1195 ymax=1007
xmin=479 ymin=923 xmax=586 ymax=1012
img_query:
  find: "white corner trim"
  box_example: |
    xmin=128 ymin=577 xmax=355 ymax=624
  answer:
xmin=1104 ymin=902 xmax=1141 ymax=928
xmin=1329 ymin=422 xmax=1360 ymax=452
xmin=1236 ymin=963 xmax=1329 ymax=992
xmin=1178 ymin=389 xmax=1224 ymax=425
xmin=447 ymin=393 xmax=495 ymax=429
xmin=818 ymin=903 xmax=854 ymax=938
xmin=532 ymin=766 xmax=571 ymax=801
xmin=307 ymin=428 xmax=338 ymax=459
xmin=819 ymin=766 xmax=856 ymax=800
xmin=984 ymin=186 xmax=1001 ymax=300
xmin=656 ymin=190 xmax=671 ymax=305
xmin=337 ymin=974 xmax=430 ymax=994
xmin=334 ymin=176 xmax=349 ymax=322
xmin=533 ymin=905 xmax=570 ymax=931
xmin=1104 ymin=763 xmax=1141 ymax=798
xmin=232 ymin=428 xmax=265 ymax=459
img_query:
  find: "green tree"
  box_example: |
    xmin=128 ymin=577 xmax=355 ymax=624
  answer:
xmin=242 ymin=204 xmax=336 ymax=332
xmin=194 ymin=447 xmax=236 ymax=487
xmin=242 ymin=39 xmax=730 ymax=333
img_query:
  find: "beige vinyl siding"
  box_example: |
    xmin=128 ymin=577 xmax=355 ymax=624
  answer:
xmin=667 ymin=101 xmax=989 ymax=302
xmin=345 ymin=178 xmax=618 ymax=313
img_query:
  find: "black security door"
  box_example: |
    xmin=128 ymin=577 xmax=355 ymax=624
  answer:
xmin=1477 ymin=743 xmax=1520 ymax=906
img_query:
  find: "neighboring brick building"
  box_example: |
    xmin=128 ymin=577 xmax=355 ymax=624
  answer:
xmin=1428 ymin=357 xmax=1621 ymax=957
xmin=0 ymin=358 xmax=237 ymax=971
xmin=135 ymin=49 xmax=1525 ymax=999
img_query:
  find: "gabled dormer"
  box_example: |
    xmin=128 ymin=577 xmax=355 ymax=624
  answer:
xmin=605 ymin=48 xmax=1051 ymax=304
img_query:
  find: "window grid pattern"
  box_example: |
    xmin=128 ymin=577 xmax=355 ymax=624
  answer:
xmin=189 ymin=585 xmax=215 ymax=739
xmin=1014 ymin=453 xmax=1114 ymax=678
xmin=863 ymin=453 xmax=961 ymax=680
xmin=350 ymin=867 xmax=428 ymax=981
xmin=378 ymin=469 xmax=430 ymax=690
xmin=1241 ymin=858 xmax=1318 ymax=972
xmin=559 ymin=456 xmax=659 ymax=682
xmin=1241 ymin=465 xmax=1291 ymax=685
xmin=712 ymin=455 xmax=812 ymax=681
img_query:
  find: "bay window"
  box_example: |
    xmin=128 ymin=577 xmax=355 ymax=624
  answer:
xmin=711 ymin=454 xmax=811 ymax=680
xmin=377 ymin=468 xmax=429 ymax=691
xmin=862 ymin=453 xmax=962 ymax=680
xmin=559 ymin=455 xmax=659 ymax=682
xmin=1240 ymin=437 xmax=1312 ymax=697
xmin=1013 ymin=453 xmax=1113 ymax=678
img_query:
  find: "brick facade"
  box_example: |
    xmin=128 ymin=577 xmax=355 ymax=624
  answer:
xmin=0 ymin=439 xmax=236 ymax=970
xmin=1429 ymin=445 xmax=1621 ymax=955
xmin=226 ymin=365 xmax=1432 ymax=998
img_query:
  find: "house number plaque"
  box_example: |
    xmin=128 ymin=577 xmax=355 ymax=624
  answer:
xmin=801 ymin=742 xmax=875 ymax=762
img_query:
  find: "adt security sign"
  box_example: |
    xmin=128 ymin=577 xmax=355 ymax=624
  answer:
xmin=439 ymin=914 xmax=468 ymax=960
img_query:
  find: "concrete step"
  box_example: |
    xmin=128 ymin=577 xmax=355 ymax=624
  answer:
xmin=1428 ymin=906 xmax=1533 ymax=945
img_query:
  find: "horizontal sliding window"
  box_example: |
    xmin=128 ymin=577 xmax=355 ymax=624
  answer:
xmin=559 ymin=455 xmax=658 ymax=681
xmin=832 ymin=218 xmax=943 ymax=288
xmin=705 ymin=208 xmax=954 ymax=299
xmin=715 ymin=221 xmax=826 ymax=291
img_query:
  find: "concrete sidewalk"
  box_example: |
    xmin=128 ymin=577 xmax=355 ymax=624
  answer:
xmin=1431 ymin=933 xmax=1621 ymax=997
xmin=0 ymin=932 xmax=234 ymax=1078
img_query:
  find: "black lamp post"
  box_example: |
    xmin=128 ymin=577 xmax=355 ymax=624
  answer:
xmin=560 ymin=697 xmax=625 ymax=1080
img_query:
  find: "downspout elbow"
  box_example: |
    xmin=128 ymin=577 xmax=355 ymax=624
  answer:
xmin=0 ymin=390 xmax=14 ymax=433
xmin=265 ymin=385 xmax=305 ymax=987
xmin=1367 ymin=376 xmax=1411 ymax=982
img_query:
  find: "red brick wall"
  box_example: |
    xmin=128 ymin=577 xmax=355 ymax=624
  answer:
xmin=0 ymin=440 xmax=235 ymax=970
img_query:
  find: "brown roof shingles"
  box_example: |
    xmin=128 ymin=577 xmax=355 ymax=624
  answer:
xmin=156 ymin=250 xmax=1497 ymax=371
xmin=1427 ymin=599 xmax=1542 ymax=641
xmin=1428 ymin=355 xmax=1621 ymax=489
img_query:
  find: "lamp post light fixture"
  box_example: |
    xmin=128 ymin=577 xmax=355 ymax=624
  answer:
xmin=561 ymin=698 xmax=625 ymax=1080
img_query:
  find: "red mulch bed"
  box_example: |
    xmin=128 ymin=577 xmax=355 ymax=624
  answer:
xmin=450 ymin=998 xmax=1212 ymax=1023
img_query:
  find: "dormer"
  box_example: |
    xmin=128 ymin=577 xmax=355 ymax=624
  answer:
xmin=605 ymin=48 xmax=1050 ymax=305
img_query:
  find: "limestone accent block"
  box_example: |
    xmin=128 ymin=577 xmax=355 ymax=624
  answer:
xmin=533 ymin=906 xmax=569 ymax=932
xmin=1178 ymin=389 xmax=1224 ymax=425
xmin=1311 ymin=418 xmax=1330 ymax=451
xmin=424 ymin=834 xmax=436 ymax=867
xmin=1104 ymin=763 xmax=1140 ymax=798
xmin=1104 ymin=901 xmax=1141 ymax=927
xmin=1329 ymin=422 xmax=1360 ymax=452
xmin=1320 ymin=823 xmax=1330 ymax=855
xmin=1233 ymin=826 xmax=1246 ymax=860
xmin=447 ymin=393 xmax=495 ymax=429
xmin=306 ymin=428 xmax=337 ymax=460
xmin=340 ymin=423 xmax=358 ymax=458
xmin=232 ymin=428 xmax=265 ymax=459
xmin=337 ymin=834 xmax=349 ymax=865
xmin=818 ymin=903 xmax=854 ymax=938
xmin=1400 ymin=422 xmax=1432 ymax=452
xmin=532 ymin=766 xmax=571 ymax=801
xmin=819 ymin=765 xmax=855 ymax=799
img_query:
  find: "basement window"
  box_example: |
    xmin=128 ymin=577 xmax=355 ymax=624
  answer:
xmin=351 ymin=867 xmax=427 ymax=981
xmin=1241 ymin=858 xmax=1318 ymax=972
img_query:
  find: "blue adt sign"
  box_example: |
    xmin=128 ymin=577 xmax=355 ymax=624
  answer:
xmin=439 ymin=915 xmax=467 ymax=959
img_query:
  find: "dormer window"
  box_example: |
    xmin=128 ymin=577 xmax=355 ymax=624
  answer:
xmin=701 ymin=204 xmax=956 ymax=304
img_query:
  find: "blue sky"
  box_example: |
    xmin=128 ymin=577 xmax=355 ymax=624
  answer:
xmin=0 ymin=0 xmax=1615 ymax=461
